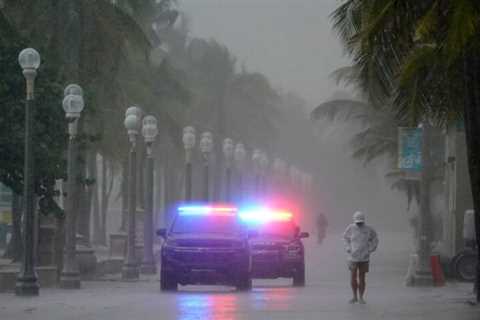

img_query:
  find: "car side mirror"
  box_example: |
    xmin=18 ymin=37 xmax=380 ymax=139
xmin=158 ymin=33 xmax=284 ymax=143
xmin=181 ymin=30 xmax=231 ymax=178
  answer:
xmin=156 ymin=228 xmax=167 ymax=238
xmin=299 ymin=232 xmax=309 ymax=239
xmin=248 ymin=230 xmax=259 ymax=239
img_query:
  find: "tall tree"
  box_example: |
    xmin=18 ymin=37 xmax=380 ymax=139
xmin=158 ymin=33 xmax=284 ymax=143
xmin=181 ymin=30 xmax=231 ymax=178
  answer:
xmin=331 ymin=0 xmax=480 ymax=301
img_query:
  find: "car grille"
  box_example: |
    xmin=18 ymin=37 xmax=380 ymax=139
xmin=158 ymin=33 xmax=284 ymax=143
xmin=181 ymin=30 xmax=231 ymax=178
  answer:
xmin=252 ymin=244 xmax=282 ymax=250
xmin=173 ymin=251 xmax=235 ymax=265
xmin=252 ymin=250 xmax=280 ymax=263
xmin=176 ymin=240 xmax=235 ymax=248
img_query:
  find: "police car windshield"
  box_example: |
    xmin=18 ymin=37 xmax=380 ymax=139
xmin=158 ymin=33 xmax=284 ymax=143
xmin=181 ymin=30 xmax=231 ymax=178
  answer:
xmin=171 ymin=215 xmax=243 ymax=235
xmin=257 ymin=221 xmax=295 ymax=239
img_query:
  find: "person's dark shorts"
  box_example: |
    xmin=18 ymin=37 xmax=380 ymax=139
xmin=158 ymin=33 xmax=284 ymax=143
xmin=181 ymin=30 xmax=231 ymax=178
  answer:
xmin=348 ymin=261 xmax=369 ymax=273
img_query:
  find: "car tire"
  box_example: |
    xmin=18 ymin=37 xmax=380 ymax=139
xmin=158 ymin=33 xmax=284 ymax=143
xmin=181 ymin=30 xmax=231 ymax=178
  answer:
xmin=160 ymin=262 xmax=177 ymax=291
xmin=293 ymin=263 xmax=305 ymax=287
xmin=236 ymin=273 xmax=252 ymax=291
xmin=453 ymin=251 xmax=477 ymax=282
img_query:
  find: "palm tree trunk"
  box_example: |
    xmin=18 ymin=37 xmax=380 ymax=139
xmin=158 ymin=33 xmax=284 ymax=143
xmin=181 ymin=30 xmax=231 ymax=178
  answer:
xmin=120 ymin=157 xmax=128 ymax=232
xmin=463 ymin=53 xmax=480 ymax=302
xmin=100 ymin=158 xmax=115 ymax=245
xmin=54 ymin=215 xmax=65 ymax=280
xmin=92 ymin=153 xmax=102 ymax=245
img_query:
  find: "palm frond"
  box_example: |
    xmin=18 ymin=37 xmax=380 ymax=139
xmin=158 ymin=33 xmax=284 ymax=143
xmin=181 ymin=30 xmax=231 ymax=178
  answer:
xmin=311 ymin=99 xmax=368 ymax=121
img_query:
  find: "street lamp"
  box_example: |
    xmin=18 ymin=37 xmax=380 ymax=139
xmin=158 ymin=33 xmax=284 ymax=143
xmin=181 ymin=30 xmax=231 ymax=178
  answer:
xmin=122 ymin=106 xmax=142 ymax=280
xmin=141 ymin=115 xmax=158 ymax=274
xmin=16 ymin=48 xmax=41 ymax=296
xmin=234 ymin=143 xmax=246 ymax=201
xmin=222 ymin=138 xmax=234 ymax=202
xmin=64 ymin=84 xmax=83 ymax=97
xmin=252 ymin=149 xmax=262 ymax=197
xmin=183 ymin=127 xmax=196 ymax=201
xmin=200 ymin=132 xmax=213 ymax=201
xmin=59 ymin=86 xmax=85 ymax=289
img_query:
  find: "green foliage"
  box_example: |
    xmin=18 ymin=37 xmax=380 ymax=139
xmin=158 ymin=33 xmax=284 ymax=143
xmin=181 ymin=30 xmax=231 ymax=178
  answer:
xmin=0 ymin=14 xmax=66 ymax=217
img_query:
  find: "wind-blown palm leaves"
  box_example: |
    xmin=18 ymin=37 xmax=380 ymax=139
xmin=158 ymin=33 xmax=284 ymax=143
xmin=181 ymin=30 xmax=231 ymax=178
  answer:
xmin=311 ymin=95 xmax=414 ymax=202
xmin=331 ymin=0 xmax=480 ymax=300
xmin=2 ymin=0 xmax=186 ymax=162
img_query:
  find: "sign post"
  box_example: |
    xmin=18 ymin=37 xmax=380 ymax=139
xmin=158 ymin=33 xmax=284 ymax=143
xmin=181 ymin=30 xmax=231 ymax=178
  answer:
xmin=398 ymin=127 xmax=422 ymax=172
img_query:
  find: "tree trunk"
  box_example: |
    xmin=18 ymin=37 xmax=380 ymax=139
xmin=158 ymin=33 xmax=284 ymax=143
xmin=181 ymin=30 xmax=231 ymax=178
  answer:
xmin=76 ymin=142 xmax=90 ymax=245
xmin=100 ymin=158 xmax=114 ymax=245
xmin=4 ymin=193 xmax=23 ymax=261
xmin=138 ymin=144 xmax=145 ymax=210
xmin=92 ymin=153 xmax=102 ymax=245
xmin=463 ymin=53 xmax=480 ymax=302
xmin=54 ymin=215 xmax=65 ymax=280
xmin=120 ymin=157 xmax=128 ymax=232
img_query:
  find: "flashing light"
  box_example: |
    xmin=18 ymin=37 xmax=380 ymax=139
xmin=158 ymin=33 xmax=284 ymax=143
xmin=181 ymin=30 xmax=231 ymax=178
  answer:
xmin=239 ymin=207 xmax=293 ymax=224
xmin=178 ymin=205 xmax=237 ymax=216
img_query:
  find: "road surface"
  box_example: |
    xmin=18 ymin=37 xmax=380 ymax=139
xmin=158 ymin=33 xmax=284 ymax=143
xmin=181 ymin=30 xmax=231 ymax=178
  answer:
xmin=0 ymin=232 xmax=478 ymax=320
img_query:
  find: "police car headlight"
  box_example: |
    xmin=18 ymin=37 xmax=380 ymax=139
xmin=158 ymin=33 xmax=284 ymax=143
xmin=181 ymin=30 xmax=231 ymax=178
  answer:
xmin=286 ymin=245 xmax=302 ymax=253
xmin=164 ymin=240 xmax=178 ymax=248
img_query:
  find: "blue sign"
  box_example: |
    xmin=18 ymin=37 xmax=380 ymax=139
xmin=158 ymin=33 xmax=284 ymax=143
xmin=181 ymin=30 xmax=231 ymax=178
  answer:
xmin=398 ymin=127 xmax=422 ymax=171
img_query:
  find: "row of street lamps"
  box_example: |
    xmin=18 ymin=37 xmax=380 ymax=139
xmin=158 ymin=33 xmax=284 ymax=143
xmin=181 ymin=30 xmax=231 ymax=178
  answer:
xmin=122 ymin=107 xmax=159 ymax=279
xmin=14 ymin=47 xmax=161 ymax=293
xmin=13 ymin=47 xmax=314 ymax=296
xmin=181 ymin=127 xmax=313 ymax=204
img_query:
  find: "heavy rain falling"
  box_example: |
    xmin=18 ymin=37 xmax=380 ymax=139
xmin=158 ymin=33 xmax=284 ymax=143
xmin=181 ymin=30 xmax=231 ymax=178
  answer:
xmin=0 ymin=0 xmax=479 ymax=319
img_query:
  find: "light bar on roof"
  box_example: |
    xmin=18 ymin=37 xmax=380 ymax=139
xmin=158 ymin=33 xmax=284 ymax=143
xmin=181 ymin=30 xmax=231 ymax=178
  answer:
xmin=239 ymin=207 xmax=293 ymax=223
xmin=178 ymin=205 xmax=237 ymax=216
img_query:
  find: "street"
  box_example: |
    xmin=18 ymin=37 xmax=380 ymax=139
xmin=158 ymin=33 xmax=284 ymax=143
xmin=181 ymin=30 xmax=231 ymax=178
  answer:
xmin=0 ymin=231 xmax=478 ymax=320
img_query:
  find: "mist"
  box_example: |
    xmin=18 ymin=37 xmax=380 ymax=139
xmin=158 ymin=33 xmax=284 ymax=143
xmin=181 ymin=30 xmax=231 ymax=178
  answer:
xmin=180 ymin=0 xmax=410 ymax=233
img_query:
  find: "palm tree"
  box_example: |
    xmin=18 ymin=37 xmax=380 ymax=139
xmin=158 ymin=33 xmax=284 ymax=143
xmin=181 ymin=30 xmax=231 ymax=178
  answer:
xmin=331 ymin=0 xmax=480 ymax=301
xmin=311 ymin=95 xmax=417 ymax=204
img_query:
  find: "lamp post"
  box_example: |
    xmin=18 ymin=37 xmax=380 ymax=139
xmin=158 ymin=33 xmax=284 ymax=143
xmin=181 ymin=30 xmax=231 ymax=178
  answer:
xmin=200 ymin=132 xmax=213 ymax=201
xmin=252 ymin=149 xmax=262 ymax=197
xmin=122 ymin=106 xmax=142 ymax=280
xmin=183 ymin=127 xmax=196 ymax=201
xmin=222 ymin=138 xmax=234 ymax=202
xmin=59 ymin=85 xmax=85 ymax=289
xmin=16 ymin=48 xmax=41 ymax=296
xmin=259 ymin=152 xmax=269 ymax=196
xmin=234 ymin=143 xmax=246 ymax=201
xmin=141 ymin=115 xmax=158 ymax=274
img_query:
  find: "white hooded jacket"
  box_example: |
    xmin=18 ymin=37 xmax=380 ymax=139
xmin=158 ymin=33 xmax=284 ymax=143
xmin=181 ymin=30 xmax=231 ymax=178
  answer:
xmin=343 ymin=223 xmax=378 ymax=262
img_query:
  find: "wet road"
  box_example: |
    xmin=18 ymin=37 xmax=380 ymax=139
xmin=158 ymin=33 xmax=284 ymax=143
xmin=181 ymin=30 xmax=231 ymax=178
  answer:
xmin=1 ymin=232 xmax=478 ymax=320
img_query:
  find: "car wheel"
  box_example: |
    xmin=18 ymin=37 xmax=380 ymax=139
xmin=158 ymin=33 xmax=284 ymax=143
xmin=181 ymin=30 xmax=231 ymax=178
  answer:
xmin=160 ymin=262 xmax=177 ymax=291
xmin=293 ymin=263 xmax=305 ymax=287
xmin=236 ymin=273 xmax=252 ymax=291
xmin=454 ymin=251 xmax=477 ymax=282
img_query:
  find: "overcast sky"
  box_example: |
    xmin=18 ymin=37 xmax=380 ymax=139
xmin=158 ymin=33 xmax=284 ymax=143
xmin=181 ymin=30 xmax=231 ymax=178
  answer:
xmin=179 ymin=0 xmax=349 ymax=107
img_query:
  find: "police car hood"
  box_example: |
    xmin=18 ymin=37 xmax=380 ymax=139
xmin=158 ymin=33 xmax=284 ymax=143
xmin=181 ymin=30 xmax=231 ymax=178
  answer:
xmin=169 ymin=233 xmax=243 ymax=247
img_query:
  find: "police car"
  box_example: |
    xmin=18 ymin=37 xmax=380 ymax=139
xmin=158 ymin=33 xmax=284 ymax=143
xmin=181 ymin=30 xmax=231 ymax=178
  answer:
xmin=156 ymin=204 xmax=252 ymax=291
xmin=239 ymin=207 xmax=309 ymax=286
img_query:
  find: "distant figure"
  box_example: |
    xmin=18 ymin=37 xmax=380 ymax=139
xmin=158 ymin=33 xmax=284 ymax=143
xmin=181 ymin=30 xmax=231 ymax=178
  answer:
xmin=316 ymin=212 xmax=328 ymax=244
xmin=343 ymin=211 xmax=378 ymax=304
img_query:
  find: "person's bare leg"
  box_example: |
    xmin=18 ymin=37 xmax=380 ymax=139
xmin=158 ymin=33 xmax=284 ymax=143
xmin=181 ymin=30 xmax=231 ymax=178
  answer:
xmin=358 ymin=270 xmax=366 ymax=304
xmin=350 ymin=267 xmax=358 ymax=303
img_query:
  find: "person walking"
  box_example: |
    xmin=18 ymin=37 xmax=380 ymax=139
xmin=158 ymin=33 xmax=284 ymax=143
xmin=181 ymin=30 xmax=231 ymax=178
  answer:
xmin=316 ymin=212 xmax=328 ymax=244
xmin=343 ymin=211 xmax=378 ymax=304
